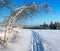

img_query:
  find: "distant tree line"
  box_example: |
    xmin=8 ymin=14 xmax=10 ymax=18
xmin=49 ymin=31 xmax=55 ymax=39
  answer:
xmin=23 ymin=22 xmax=60 ymax=29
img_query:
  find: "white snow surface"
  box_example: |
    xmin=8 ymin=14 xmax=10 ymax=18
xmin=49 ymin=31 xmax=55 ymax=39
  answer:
xmin=33 ymin=30 xmax=60 ymax=51
xmin=0 ymin=29 xmax=60 ymax=51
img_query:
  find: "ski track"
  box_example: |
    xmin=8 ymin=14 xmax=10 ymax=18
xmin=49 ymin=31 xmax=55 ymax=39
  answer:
xmin=31 ymin=31 xmax=44 ymax=51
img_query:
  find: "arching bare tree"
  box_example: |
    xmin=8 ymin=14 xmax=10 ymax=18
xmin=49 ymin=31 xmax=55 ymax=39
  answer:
xmin=0 ymin=0 xmax=14 ymax=43
xmin=0 ymin=0 xmax=51 ymax=43
xmin=3 ymin=2 xmax=51 ymax=43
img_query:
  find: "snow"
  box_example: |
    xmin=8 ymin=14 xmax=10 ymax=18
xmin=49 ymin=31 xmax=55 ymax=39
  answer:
xmin=0 ymin=29 xmax=60 ymax=51
xmin=32 ymin=30 xmax=60 ymax=51
xmin=0 ymin=29 xmax=32 ymax=51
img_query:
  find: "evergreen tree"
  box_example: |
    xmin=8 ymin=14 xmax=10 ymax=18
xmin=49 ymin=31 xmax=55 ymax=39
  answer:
xmin=42 ymin=23 xmax=48 ymax=29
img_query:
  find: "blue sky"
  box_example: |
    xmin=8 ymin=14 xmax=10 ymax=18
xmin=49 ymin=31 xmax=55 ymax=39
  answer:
xmin=0 ymin=0 xmax=60 ymax=26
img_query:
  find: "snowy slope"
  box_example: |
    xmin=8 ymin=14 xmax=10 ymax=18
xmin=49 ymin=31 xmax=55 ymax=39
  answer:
xmin=0 ymin=29 xmax=60 ymax=51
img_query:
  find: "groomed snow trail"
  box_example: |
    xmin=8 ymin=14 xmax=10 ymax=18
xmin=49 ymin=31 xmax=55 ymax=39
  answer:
xmin=31 ymin=31 xmax=44 ymax=51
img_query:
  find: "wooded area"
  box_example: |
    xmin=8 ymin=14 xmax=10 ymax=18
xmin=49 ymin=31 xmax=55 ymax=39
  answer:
xmin=24 ymin=22 xmax=60 ymax=29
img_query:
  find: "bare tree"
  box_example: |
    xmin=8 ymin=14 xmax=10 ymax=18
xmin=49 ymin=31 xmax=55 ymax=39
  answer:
xmin=0 ymin=0 xmax=51 ymax=43
xmin=0 ymin=0 xmax=14 ymax=43
xmin=3 ymin=2 xmax=51 ymax=43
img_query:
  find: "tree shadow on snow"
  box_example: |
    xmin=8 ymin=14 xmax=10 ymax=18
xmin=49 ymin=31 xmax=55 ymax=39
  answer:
xmin=10 ymin=34 xmax=23 ymax=43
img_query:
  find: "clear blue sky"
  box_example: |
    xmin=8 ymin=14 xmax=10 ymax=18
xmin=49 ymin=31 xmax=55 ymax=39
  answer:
xmin=0 ymin=0 xmax=60 ymax=26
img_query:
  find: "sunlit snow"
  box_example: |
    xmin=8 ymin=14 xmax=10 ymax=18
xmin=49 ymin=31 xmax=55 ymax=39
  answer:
xmin=0 ymin=29 xmax=60 ymax=51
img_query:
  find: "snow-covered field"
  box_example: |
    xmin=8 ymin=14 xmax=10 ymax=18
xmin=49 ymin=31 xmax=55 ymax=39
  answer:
xmin=0 ymin=29 xmax=60 ymax=51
